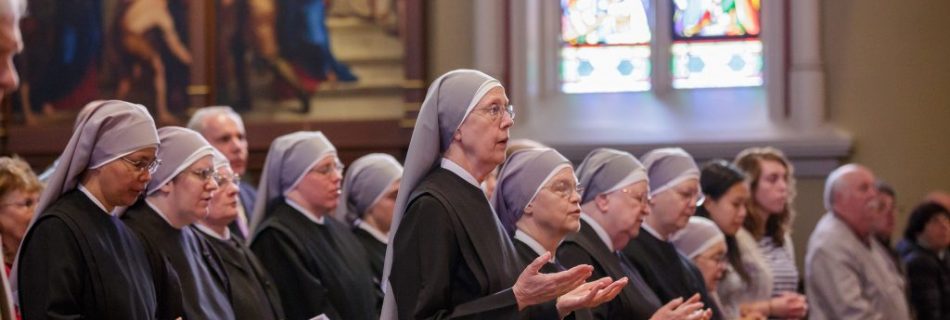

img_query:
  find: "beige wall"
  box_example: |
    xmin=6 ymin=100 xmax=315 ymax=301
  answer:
xmin=427 ymin=0 xmax=950 ymax=264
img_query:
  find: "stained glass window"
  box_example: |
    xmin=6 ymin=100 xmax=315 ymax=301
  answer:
xmin=671 ymin=0 xmax=763 ymax=89
xmin=560 ymin=0 xmax=653 ymax=93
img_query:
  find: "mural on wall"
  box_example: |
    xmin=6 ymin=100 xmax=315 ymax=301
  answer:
xmin=9 ymin=0 xmax=405 ymax=127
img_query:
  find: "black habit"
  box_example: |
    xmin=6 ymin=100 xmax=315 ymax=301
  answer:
xmin=623 ymin=229 xmax=722 ymax=320
xmin=557 ymin=219 xmax=662 ymax=320
xmin=389 ymin=168 xmax=556 ymax=320
xmin=513 ymin=236 xmax=592 ymax=320
xmin=250 ymin=200 xmax=379 ymax=320
xmin=17 ymin=190 xmax=161 ymax=319
xmin=353 ymin=224 xmax=386 ymax=301
xmin=194 ymin=226 xmax=285 ymax=320
xmin=122 ymin=200 xmax=235 ymax=320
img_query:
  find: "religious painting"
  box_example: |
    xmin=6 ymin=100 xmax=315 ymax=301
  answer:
xmin=7 ymin=0 xmax=408 ymax=127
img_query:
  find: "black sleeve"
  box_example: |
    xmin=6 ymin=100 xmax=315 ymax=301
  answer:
xmin=391 ymin=195 xmax=520 ymax=320
xmin=905 ymin=254 xmax=942 ymax=320
xmin=556 ymin=243 xmax=606 ymax=320
xmin=251 ymin=228 xmax=339 ymax=320
xmin=17 ymin=217 xmax=86 ymax=320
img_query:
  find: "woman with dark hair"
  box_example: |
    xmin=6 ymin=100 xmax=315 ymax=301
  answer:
xmin=898 ymin=201 xmax=950 ymax=320
xmin=697 ymin=160 xmax=801 ymax=319
xmin=734 ymin=147 xmax=807 ymax=319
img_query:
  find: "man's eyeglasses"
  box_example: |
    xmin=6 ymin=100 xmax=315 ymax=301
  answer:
xmin=475 ymin=104 xmax=516 ymax=123
xmin=121 ymin=157 xmax=162 ymax=174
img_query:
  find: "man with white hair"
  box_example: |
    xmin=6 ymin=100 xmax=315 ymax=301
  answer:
xmin=805 ymin=164 xmax=910 ymax=320
xmin=0 ymin=1 xmax=24 ymax=319
xmin=188 ymin=106 xmax=255 ymax=241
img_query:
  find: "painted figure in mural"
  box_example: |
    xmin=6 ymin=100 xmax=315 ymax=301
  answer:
xmin=278 ymin=0 xmax=358 ymax=89
xmin=16 ymin=0 xmax=103 ymax=124
xmin=114 ymin=0 xmax=193 ymax=124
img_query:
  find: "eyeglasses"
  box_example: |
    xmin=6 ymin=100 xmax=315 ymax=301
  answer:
xmin=696 ymin=251 xmax=727 ymax=265
xmin=675 ymin=188 xmax=705 ymax=206
xmin=475 ymin=104 xmax=516 ymax=123
xmin=310 ymin=161 xmax=345 ymax=176
xmin=121 ymin=157 xmax=162 ymax=174
xmin=214 ymin=172 xmax=241 ymax=186
xmin=1 ymin=198 xmax=37 ymax=209
xmin=190 ymin=167 xmax=221 ymax=183
xmin=619 ymin=188 xmax=653 ymax=205
xmin=547 ymin=180 xmax=582 ymax=199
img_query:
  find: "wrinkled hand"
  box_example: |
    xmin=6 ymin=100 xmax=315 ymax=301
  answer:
xmin=650 ymin=294 xmax=709 ymax=320
xmin=769 ymin=291 xmax=808 ymax=319
xmin=555 ymin=276 xmax=629 ymax=317
xmin=513 ymin=252 xmax=593 ymax=309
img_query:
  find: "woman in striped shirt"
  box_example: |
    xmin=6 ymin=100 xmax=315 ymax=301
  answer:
xmin=735 ymin=148 xmax=808 ymax=319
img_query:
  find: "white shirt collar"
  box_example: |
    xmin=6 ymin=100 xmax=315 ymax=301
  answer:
xmin=580 ymin=213 xmax=614 ymax=252
xmin=286 ymin=199 xmax=325 ymax=225
xmin=193 ymin=223 xmax=231 ymax=241
xmin=640 ymin=222 xmax=667 ymax=241
xmin=78 ymin=184 xmax=115 ymax=215
xmin=514 ymin=229 xmax=556 ymax=263
xmin=144 ymin=198 xmax=180 ymax=229
xmin=357 ymin=220 xmax=389 ymax=244
xmin=440 ymin=158 xmax=481 ymax=188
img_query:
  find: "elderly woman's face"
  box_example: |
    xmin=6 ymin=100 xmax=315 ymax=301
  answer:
xmin=457 ymin=87 xmax=513 ymax=170
xmin=206 ymin=166 xmax=240 ymax=226
xmin=602 ymin=180 xmax=650 ymax=243
xmin=0 ymin=188 xmax=39 ymax=245
xmin=525 ymin=168 xmax=581 ymax=237
xmin=97 ymin=147 xmax=158 ymax=208
xmin=651 ymin=179 xmax=701 ymax=233
xmin=692 ymin=241 xmax=727 ymax=291
xmin=166 ymin=156 xmax=219 ymax=224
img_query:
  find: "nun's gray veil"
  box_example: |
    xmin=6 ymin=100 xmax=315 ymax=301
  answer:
xmin=380 ymin=69 xmax=501 ymax=320
xmin=249 ymin=131 xmax=336 ymax=236
xmin=11 ymin=100 xmax=159 ymax=294
xmin=491 ymin=148 xmax=572 ymax=237
xmin=334 ymin=153 xmax=403 ymax=224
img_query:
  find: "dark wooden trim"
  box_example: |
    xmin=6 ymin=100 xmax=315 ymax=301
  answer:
xmin=401 ymin=0 xmax=426 ymax=127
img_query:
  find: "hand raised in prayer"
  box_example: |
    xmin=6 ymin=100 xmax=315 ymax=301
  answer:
xmin=769 ymin=291 xmax=807 ymax=319
xmin=649 ymin=294 xmax=710 ymax=320
xmin=513 ymin=252 xmax=593 ymax=309
xmin=555 ymin=276 xmax=628 ymax=318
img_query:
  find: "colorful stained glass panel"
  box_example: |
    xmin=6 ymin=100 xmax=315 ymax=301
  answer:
xmin=673 ymin=0 xmax=761 ymax=39
xmin=561 ymin=0 xmax=652 ymax=93
xmin=671 ymin=40 xmax=763 ymax=89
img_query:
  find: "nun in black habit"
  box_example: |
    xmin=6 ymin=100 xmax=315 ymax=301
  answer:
xmin=249 ymin=131 xmax=378 ymax=320
xmin=334 ymin=153 xmax=403 ymax=295
xmin=559 ymin=148 xmax=711 ymax=320
xmin=380 ymin=69 xmax=594 ymax=320
xmin=493 ymin=148 xmax=630 ymax=320
xmin=193 ymin=150 xmax=284 ymax=320
xmin=622 ymin=148 xmax=721 ymax=320
xmin=121 ymin=126 xmax=235 ymax=320
xmin=14 ymin=100 xmax=163 ymax=319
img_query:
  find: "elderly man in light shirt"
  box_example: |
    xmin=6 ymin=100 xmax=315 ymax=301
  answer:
xmin=805 ymin=164 xmax=910 ymax=320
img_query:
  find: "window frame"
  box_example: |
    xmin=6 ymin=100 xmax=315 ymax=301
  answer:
xmin=473 ymin=0 xmax=850 ymax=176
